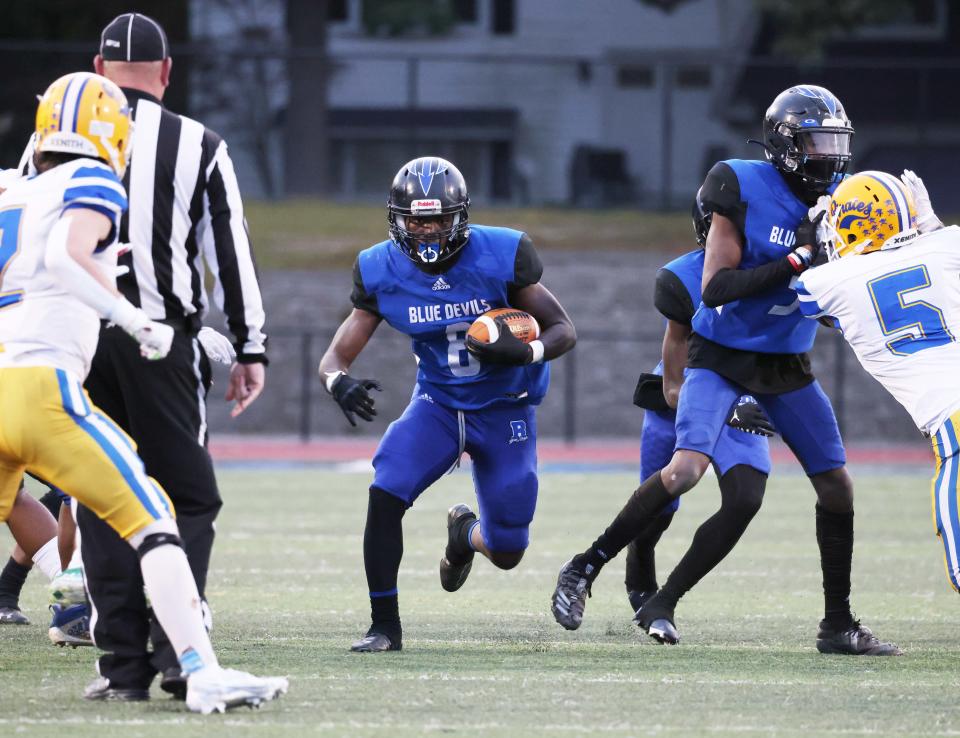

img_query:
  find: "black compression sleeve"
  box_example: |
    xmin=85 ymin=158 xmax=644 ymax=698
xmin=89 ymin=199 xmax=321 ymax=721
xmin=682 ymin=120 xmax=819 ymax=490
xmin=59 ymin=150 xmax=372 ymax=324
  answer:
xmin=350 ymin=258 xmax=381 ymax=316
xmin=654 ymin=268 xmax=695 ymax=325
xmin=701 ymin=259 xmax=796 ymax=308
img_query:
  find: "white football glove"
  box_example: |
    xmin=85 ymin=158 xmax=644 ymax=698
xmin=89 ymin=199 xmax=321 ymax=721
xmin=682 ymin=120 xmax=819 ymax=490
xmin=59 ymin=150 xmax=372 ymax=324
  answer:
xmin=198 ymin=327 xmax=236 ymax=365
xmin=106 ymin=299 xmax=174 ymax=361
xmin=901 ymin=169 xmax=943 ymax=233
xmin=810 ymin=195 xmax=833 ymax=245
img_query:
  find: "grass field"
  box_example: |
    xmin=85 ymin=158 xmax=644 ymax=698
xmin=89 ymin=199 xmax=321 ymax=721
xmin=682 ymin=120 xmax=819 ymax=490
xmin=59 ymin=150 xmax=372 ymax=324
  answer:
xmin=2 ymin=467 xmax=959 ymax=737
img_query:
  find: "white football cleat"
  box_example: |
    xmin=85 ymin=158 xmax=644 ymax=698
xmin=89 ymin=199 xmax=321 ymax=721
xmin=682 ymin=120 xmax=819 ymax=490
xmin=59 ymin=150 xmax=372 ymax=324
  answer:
xmin=185 ymin=666 xmax=288 ymax=714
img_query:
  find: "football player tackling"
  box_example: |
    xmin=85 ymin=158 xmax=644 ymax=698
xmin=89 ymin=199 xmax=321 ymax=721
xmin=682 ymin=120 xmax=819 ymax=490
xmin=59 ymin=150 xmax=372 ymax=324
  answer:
xmin=553 ymin=85 xmax=899 ymax=655
xmin=320 ymin=157 xmax=576 ymax=652
xmin=797 ymin=170 xmax=960 ymax=592
xmin=0 ymin=72 xmax=286 ymax=711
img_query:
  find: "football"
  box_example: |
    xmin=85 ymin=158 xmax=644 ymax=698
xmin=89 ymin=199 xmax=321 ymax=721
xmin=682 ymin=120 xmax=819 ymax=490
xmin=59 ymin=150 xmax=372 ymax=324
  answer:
xmin=467 ymin=307 xmax=540 ymax=344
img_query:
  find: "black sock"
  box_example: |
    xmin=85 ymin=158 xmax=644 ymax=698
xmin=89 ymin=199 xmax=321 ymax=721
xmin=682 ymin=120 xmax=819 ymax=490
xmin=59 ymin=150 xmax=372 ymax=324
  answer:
xmin=624 ymin=512 xmax=675 ymax=593
xmin=816 ymin=503 xmax=854 ymax=628
xmin=577 ymin=472 xmax=674 ymax=577
xmin=39 ymin=489 xmax=64 ymax=519
xmin=657 ymin=465 xmax=766 ymax=607
xmin=364 ymin=487 xmax=406 ymax=639
xmin=0 ymin=558 xmax=30 ymax=609
xmin=444 ymin=510 xmax=478 ymax=566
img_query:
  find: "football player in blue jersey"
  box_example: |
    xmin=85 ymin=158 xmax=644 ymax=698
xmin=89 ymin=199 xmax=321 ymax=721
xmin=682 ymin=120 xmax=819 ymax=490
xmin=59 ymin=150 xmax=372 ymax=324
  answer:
xmin=553 ymin=85 xmax=900 ymax=655
xmin=319 ymin=156 xmax=576 ymax=652
xmin=620 ymin=197 xmax=774 ymax=633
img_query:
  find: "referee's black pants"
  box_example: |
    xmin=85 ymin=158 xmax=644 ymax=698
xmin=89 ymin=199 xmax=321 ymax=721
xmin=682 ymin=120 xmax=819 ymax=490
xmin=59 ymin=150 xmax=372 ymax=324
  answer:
xmin=77 ymin=323 xmax=221 ymax=689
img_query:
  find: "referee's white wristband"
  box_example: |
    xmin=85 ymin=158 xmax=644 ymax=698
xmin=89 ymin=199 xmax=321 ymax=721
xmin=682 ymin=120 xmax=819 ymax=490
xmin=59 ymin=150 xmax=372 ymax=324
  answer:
xmin=529 ymin=339 xmax=545 ymax=364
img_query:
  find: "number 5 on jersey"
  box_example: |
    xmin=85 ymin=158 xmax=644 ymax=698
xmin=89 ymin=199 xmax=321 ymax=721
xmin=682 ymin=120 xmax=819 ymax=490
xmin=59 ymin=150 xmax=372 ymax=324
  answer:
xmin=0 ymin=207 xmax=24 ymax=310
xmin=868 ymin=264 xmax=955 ymax=356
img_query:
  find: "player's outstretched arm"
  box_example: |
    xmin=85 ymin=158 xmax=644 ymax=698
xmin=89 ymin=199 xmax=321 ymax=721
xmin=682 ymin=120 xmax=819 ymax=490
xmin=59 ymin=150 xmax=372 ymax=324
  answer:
xmin=701 ymin=212 xmax=823 ymax=308
xmin=45 ymin=210 xmax=173 ymax=360
xmin=509 ymin=282 xmax=577 ymax=362
xmin=318 ymin=308 xmax=383 ymax=426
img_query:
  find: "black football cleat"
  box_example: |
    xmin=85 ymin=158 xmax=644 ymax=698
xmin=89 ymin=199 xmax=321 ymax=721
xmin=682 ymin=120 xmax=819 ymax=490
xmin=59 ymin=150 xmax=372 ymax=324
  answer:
xmin=0 ymin=606 xmax=30 ymax=625
xmin=83 ymin=676 xmax=149 ymax=702
xmin=439 ymin=504 xmax=477 ymax=593
xmin=551 ymin=559 xmax=594 ymax=630
xmin=160 ymin=667 xmax=188 ymax=700
xmin=634 ymin=594 xmax=680 ymax=645
xmin=350 ymin=629 xmax=402 ymax=653
xmin=627 ymin=589 xmax=657 ymax=616
xmin=816 ymin=619 xmax=902 ymax=656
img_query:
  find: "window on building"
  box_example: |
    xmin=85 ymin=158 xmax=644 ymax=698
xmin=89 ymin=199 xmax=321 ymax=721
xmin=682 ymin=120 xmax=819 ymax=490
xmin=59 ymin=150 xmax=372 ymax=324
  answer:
xmin=617 ymin=65 xmax=654 ymax=89
xmin=328 ymin=0 xmax=348 ymax=21
xmin=492 ymin=0 xmax=515 ymax=35
xmin=676 ymin=66 xmax=710 ymax=89
xmin=454 ymin=0 xmax=478 ymax=23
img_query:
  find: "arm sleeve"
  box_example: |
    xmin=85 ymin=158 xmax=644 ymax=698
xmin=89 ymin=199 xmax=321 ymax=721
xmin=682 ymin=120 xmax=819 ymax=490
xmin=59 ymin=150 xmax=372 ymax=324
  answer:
xmin=350 ymin=258 xmax=381 ymax=316
xmin=653 ymin=268 xmax=696 ymax=325
xmin=699 ymin=162 xmax=747 ymax=235
xmin=701 ymin=260 xmax=797 ymax=308
xmin=197 ymin=130 xmax=268 ymax=364
xmin=508 ymin=233 xmax=543 ymax=289
xmin=61 ymin=164 xmax=127 ymax=249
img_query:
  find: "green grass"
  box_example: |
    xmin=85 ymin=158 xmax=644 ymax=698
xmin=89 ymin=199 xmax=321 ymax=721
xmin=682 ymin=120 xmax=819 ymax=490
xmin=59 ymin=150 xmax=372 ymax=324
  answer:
xmin=244 ymin=200 xmax=692 ymax=268
xmin=2 ymin=468 xmax=958 ymax=737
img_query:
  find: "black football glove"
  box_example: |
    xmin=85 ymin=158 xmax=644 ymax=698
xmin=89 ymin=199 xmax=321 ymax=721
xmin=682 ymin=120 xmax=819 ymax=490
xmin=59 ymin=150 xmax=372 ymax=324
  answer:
xmin=465 ymin=317 xmax=532 ymax=366
xmin=726 ymin=399 xmax=775 ymax=437
xmin=633 ymin=373 xmax=671 ymax=412
xmin=331 ymin=374 xmax=382 ymax=427
xmin=788 ymin=210 xmax=826 ymax=273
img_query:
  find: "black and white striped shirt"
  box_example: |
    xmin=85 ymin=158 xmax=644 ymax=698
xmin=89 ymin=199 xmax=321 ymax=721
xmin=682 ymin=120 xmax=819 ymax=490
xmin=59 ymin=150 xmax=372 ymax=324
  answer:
xmin=23 ymin=88 xmax=268 ymax=362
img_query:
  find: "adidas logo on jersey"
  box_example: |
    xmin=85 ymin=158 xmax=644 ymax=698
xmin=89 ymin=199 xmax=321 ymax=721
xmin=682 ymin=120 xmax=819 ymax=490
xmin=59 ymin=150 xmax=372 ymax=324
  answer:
xmin=432 ymin=276 xmax=451 ymax=291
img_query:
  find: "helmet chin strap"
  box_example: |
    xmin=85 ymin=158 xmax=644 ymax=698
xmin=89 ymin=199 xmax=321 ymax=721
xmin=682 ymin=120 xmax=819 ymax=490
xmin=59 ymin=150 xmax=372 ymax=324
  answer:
xmin=416 ymin=242 xmax=441 ymax=263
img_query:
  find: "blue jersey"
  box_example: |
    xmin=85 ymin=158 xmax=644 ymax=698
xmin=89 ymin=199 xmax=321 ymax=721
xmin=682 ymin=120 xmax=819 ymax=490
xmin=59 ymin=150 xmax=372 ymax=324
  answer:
xmin=356 ymin=225 xmax=549 ymax=410
xmin=692 ymin=159 xmax=824 ymax=354
xmin=650 ymin=248 xmax=706 ymax=378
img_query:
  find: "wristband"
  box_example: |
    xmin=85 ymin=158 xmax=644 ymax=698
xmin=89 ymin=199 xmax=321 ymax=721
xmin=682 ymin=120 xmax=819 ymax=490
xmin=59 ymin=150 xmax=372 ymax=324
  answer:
xmin=786 ymin=246 xmax=814 ymax=274
xmin=528 ymin=339 xmax=545 ymax=364
xmin=323 ymin=370 xmax=345 ymax=393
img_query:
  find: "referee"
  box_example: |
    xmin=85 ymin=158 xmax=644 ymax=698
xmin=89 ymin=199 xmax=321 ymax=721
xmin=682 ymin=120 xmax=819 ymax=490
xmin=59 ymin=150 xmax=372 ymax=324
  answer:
xmin=74 ymin=13 xmax=268 ymax=702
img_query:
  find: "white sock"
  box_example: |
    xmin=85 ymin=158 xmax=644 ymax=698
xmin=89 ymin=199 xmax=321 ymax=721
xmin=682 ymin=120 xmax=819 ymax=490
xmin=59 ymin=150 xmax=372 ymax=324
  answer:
xmin=139 ymin=544 xmax=219 ymax=675
xmin=31 ymin=538 xmax=62 ymax=581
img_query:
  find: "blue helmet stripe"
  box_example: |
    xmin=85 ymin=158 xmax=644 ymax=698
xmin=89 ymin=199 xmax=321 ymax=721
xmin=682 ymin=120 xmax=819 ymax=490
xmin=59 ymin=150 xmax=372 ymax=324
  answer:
xmin=71 ymin=77 xmax=91 ymax=133
xmin=59 ymin=77 xmax=76 ymax=131
xmin=864 ymin=173 xmax=903 ymax=233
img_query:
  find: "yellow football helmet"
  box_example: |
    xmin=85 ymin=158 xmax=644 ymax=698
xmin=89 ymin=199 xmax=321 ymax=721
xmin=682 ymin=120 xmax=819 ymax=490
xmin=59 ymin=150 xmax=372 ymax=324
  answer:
xmin=35 ymin=72 xmax=133 ymax=177
xmin=825 ymin=171 xmax=918 ymax=260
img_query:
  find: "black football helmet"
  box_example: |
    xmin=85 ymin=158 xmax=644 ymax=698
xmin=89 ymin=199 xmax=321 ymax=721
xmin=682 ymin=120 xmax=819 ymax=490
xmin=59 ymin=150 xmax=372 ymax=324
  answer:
xmin=691 ymin=186 xmax=711 ymax=248
xmin=387 ymin=156 xmax=470 ymax=268
xmin=760 ymin=85 xmax=854 ymax=191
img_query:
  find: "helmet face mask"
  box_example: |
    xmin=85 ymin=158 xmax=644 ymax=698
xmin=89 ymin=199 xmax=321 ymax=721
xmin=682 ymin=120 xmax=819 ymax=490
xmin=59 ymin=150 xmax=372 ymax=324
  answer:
xmin=763 ymin=85 xmax=854 ymax=192
xmin=387 ymin=156 xmax=470 ymax=270
xmin=691 ymin=186 xmax=711 ymax=248
xmin=824 ymin=171 xmax=918 ymax=261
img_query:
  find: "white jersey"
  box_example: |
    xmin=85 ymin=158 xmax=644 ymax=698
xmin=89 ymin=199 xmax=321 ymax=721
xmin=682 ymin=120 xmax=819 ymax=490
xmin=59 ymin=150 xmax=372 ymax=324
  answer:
xmin=0 ymin=158 xmax=127 ymax=379
xmin=797 ymin=226 xmax=960 ymax=436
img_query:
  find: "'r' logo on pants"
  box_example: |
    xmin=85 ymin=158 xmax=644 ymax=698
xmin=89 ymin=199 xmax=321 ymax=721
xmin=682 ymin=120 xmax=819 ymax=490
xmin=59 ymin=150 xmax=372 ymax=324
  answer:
xmin=509 ymin=420 xmax=528 ymax=443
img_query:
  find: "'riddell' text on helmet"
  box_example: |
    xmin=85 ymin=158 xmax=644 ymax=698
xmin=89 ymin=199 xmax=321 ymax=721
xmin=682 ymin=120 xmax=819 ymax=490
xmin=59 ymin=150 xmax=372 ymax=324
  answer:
xmin=388 ymin=157 xmax=470 ymax=269
xmin=761 ymin=85 xmax=853 ymax=192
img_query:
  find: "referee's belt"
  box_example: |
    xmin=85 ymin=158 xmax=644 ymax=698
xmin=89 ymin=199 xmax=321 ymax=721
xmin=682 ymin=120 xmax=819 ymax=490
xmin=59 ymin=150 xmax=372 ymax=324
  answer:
xmin=102 ymin=314 xmax=201 ymax=334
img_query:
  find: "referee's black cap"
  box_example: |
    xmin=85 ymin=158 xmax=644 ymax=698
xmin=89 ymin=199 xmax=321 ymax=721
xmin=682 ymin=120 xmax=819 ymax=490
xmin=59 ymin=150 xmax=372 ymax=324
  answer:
xmin=99 ymin=12 xmax=169 ymax=62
